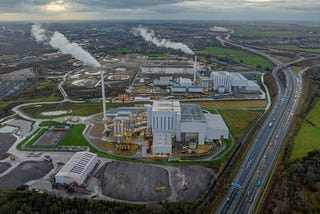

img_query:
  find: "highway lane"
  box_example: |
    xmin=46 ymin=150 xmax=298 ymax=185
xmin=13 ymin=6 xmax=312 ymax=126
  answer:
xmin=215 ymin=36 xmax=302 ymax=214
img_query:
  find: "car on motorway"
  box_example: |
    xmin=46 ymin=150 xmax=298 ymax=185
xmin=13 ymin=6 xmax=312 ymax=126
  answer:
xmin=269 ymin=122 xmax=273 ymax=128
xmin=275 ymin=134 xmax=279 ymax=139
xmin=257 ymin=180 xmax=262 ymax=187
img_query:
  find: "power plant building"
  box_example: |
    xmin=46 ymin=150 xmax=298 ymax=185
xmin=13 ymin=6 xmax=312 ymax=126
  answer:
xmin=55 ymin=152 xmax=98 ymax=185
xmin=210 ymin=71 xmax=260 ymax=93
xmin=147 ymin=101 xmax=229 ymax=154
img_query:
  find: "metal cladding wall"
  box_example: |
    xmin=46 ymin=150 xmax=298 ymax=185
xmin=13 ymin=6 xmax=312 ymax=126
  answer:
xmin=211 ymin=72 xmax=232 ymax=92
xmin=188 ymin=87 xmax=203 ymax=93
xmin=180 ymin=122 xmax=207 ymax=145
xmin=171 ymin=87 xmax=187 ymax=93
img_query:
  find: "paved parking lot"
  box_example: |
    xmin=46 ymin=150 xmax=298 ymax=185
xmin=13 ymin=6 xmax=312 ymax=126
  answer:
xmin=33 ymin=130 xmax=67 ymax=147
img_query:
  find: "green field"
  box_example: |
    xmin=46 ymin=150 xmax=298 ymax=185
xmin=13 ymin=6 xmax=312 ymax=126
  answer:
xmin=219 ymin=110 xmax=262 ymax=143
xmin=147 ymin=53 xmax=168 ymax=57
xmin=21 ymin=102 xmax=134 ymax=119
xmin=39 ymin=121 xmax=64 ymax=127
xmin=0 ymin=54 xmax=20 ymax=61
xmin=0 ymin=95 xmax=62 ymax=108
xmin=290 ymin=100 xmax=320 ymax=160
xmin=59 ymin=124 xmax=88 ymax=146
xmin=204 ymin=46 xmax=273 ymax=70
xmin=109 ymin=47 xmax=131 ymax=54
xmin=271 ymin=45 xmax=320 ymax=54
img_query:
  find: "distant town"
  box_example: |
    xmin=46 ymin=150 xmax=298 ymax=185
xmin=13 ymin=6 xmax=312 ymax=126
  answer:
xmin=0 ymin=20 xmax=319 ymax=213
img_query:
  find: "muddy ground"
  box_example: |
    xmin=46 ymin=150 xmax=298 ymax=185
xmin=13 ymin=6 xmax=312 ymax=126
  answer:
xmin=95 ymin=161 xmax=215 ymax=202
xmin=0 ymin=133 xmax=16 ymax=160
xmin=95 ymin=161 xmax=170 ymax=202
xmin=0 ymin=162 xmax=11 ymax=174
xmin=0 ymin=161 xmax=53 ymax=189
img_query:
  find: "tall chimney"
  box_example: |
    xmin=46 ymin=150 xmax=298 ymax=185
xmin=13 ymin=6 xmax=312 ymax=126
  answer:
xmin=193 ymin=55 xmax=197 ymax=84
xmin=100 ymin=70 xmax=107 ymax=120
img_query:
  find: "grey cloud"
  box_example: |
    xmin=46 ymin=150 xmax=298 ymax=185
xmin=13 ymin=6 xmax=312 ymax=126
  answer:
xmin=73 ymin=0 xmax=186 ymax=9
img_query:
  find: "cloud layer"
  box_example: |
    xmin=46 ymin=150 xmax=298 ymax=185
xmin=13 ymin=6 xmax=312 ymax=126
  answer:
xmin=0 ymin=0 xmax=319 ymax=21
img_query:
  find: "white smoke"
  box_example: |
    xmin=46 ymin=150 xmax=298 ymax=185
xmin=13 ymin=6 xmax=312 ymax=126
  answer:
xmin=210 ymin=26 xmax=230 ymax=32
xmin=132 ymin=26 xmax=194 ymax=55
xmin=31 ymin=24 xmax=49 ymax=43
xmin=31 ymin=24 xmax=100 ymax=67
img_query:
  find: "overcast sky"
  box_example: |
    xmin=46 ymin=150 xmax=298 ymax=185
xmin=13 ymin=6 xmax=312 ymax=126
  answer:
xmin=0 ymin=0 xmax=319 ymax=21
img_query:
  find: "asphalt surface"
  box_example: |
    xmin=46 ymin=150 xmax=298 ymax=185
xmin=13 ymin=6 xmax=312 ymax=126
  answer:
xmin=215 ymin=36 xmax=304 ymax=214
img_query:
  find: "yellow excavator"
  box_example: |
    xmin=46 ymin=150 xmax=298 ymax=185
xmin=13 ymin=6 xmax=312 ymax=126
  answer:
xmin=154 ymin=186 xmax=166 ymax=191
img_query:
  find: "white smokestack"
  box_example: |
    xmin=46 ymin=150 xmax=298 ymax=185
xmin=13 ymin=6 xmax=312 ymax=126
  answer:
xmin=194 ymin=55 xmax=197 ymax=84
xmin=100 ymin=70 xmax=107 ymax=119
xmin=132 ymin=25 xmax=194 ymax=55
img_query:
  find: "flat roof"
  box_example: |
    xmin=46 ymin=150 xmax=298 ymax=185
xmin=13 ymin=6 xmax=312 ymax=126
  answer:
xmin=205 ymin=114 xmax=229 ymax=131
xmin=152 ymin=100 xmax=181 ymax=113
xmin=181 ymin=104 xmax=207 ymax=123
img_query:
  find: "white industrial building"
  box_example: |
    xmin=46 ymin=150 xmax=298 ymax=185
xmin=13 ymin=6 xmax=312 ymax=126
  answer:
xmin=152 ymin=132 xmax=172 ymax=155
xmin=147 ymin=101 xmax=229 ymax=154
xmin=210 ymin=71 xmax=260 ymax=93
xmin=55 ymin=152 xmax=98 ymax=185
xmin=141 ymin=66 xmax=194 ymax=75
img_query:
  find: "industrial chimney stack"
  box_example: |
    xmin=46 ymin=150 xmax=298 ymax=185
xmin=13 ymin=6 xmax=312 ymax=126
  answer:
xmin=100 ymin=70 xmax=107 ymax=122
xmin=193 ymin=55 xmax=197 ymax=84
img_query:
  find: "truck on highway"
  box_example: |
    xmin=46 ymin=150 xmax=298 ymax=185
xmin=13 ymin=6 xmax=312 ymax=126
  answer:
xmin=231 ymin=182 xmax=243 ymax=190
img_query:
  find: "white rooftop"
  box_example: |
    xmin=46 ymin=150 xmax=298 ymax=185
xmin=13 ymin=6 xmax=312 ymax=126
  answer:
xmin=56 ymin=152 xmax=97 ymax=181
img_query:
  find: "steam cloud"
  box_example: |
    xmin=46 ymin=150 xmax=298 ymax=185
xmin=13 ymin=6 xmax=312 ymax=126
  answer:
xmin=210 ymin=26 xmax=230 ymax=32
xmin=132 ymin=26 xmax=194 ymax=55
xmin=31 ymin=24 xmax=100 ymax=67
xmin=31 ymin=24 xmax=48 ymax=43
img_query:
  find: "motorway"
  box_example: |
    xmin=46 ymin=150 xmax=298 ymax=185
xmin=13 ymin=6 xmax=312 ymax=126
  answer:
xmin=215 ymin=36 xmax=303 ymax=214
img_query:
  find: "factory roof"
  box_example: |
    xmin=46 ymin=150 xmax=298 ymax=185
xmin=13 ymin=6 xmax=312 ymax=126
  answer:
xmin=205 ymin=114 xmax=229 ymax=131
xmin=180 ymin=104 xmax=207 ymax=123
xmin=228 ymin=72 xmax=248 ymax=81
xmin=152 ymin=100 xmax=181 ymax=113
xmin=56 ymin=152 xmax=97 ymax=181
xmin=106 ymin=107 xmax=142 ymax=117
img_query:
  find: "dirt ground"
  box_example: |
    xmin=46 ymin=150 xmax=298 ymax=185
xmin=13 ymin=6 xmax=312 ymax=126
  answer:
xmin=171 ymin=165 xmax=215 ymax=201
xmin=0 ymin=161 xmax=53 ymax=190
xmin=0 ymin=133 xmax=16 ymax=160
xmin=95 ymin=161 xmax=215 ymax=203
xmin=95 ymin=161 xmax=170 ymax=202
xmin=0 ymin=162 xmax=11 ymax=174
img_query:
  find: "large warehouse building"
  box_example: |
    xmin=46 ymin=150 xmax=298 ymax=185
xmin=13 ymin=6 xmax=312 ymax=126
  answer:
xmin=55 ymin=152 xmax=98 ymax=185
xmin=147 ymin=101 xmax=229 ymax=155
xmin=210 ymin=71 xmax=260 ymax=93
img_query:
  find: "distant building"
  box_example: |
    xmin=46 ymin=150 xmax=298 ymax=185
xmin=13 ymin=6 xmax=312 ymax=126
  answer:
xmin=55 ymin=152 xmax=98 ymax=185
xmin=178 ymin=77 xmax=193 ymax=87
xmin=210 ymin=71 xmax=260 ymax=93
xmin=141 ymin=65 xmax=194 ymax=75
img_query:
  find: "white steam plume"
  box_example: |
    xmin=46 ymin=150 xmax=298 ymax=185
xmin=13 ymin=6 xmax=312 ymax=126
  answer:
xmin=210 ymin=26 xmax=230 ymax=32
xmin=132 ymin=26 xmax=194 ymax=55
xmin=31 ymin=24 xmax=100 ymax=67
xmin=31 ymin=24 xmax=49 ymax=43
